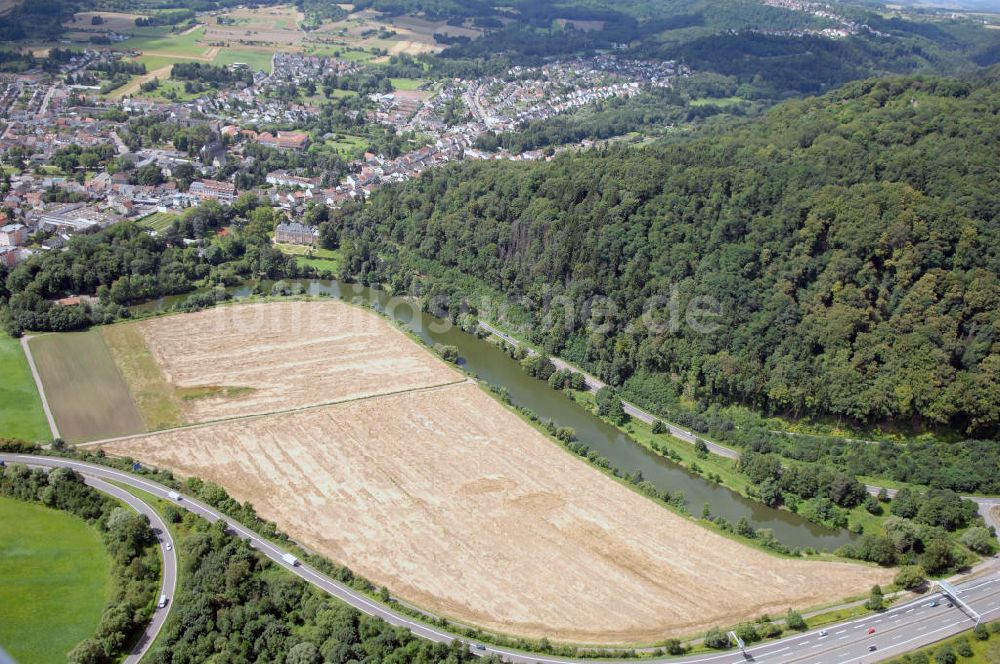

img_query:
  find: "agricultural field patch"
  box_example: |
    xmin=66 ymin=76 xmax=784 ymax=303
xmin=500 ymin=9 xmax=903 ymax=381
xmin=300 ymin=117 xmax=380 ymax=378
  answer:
xmin=386 ymin=14 xmax=482 ymax=40
xmin=63 ymin=11 xmax=150 ymax=33
xmin=113 ymin=300 xmax=462 ymax=424
xmin=308 ymin=9 xmax=477 ymax=56
xmin=0 ymin=497 xmax=112 ymax=664
xmin=28 ymin=329 xmax=145 ymax=443
xmin=204 ymin=5 xmax=305 ymax=51
xmin=0 ymin=335 xmax=50 ymax=442
xmin=101 ymin=380 xmax=891 ymax=645
xmin=122 ymin=25 xmax=210 ymax=60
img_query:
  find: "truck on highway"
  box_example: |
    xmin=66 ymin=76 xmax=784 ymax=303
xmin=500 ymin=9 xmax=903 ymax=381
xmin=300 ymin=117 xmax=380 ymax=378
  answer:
xmin=282 ymin=553 xmax=299 ymax=567
xmin=167 ymin=490 xmax=181 ymax=501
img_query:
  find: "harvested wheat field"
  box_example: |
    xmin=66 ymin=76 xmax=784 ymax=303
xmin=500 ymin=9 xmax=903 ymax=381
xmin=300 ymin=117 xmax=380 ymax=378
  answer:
xmin=102 ymin=376 xmax=890 ymax=644
xmin=123 ymin=300 xmax=462 ymax=424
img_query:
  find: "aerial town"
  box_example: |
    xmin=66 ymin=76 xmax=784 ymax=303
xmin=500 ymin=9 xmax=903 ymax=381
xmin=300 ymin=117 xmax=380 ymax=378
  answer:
xmin=0 ymin=50 xmax=685 ymax=266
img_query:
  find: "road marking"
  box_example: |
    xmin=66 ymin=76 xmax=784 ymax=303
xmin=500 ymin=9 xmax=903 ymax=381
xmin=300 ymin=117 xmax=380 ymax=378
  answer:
xmin=838 ymin=635 xmax=849 ymax=640
xmin=905 ymin=608 xmax=915 ymax=613
xmin=834 ymin=630 xmax=846 ymax=635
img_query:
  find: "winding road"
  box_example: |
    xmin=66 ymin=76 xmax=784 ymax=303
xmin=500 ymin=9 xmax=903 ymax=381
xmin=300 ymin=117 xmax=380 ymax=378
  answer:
xmin=3 ymin=454 xmax=998 ymax=664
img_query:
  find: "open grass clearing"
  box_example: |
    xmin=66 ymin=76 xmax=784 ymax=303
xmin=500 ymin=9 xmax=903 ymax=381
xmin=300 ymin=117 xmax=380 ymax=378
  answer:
xmin=273 ymin=243 xmax=342 ymax=272
xmin=0 ymin=496 xmax=112 ymax=664
xmin=689 ymin=96 xmax=746 ymax=107
xmin=294 ymin=255 xmax=341 ymax=273
xmin=0 ymin=335 xmax=50 ymax=442
xmin=210 ymin=47 xmax=274 ymax=74
xmin=138 ymin=211 xmax=182 ymax=233
xmin=324 ymin=133 xmax=368 ymax=155
xmin=133 ymin=78 xmax=207 ymax=102
xmin=390 ymin=77 xmax=427 ymax=91
xmin=28 ymin=329 xmax=145 ymax=443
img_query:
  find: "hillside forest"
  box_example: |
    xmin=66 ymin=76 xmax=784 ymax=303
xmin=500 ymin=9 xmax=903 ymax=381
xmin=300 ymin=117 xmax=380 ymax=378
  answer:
xmin=328 ymin=69 xmax=1000 ymax=439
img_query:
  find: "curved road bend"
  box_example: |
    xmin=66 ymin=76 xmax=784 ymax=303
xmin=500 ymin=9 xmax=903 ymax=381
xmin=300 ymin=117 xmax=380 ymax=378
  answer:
xmin=4 ymin=455 xmax=999 ymax=664
xmin=477 ymin=322 xmax=1000 ymax=530
xmin=12 ymin=463 xmax=177 ymax=664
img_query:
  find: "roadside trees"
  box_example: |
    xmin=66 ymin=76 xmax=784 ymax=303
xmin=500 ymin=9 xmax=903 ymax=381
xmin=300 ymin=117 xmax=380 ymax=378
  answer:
xmin=865 ymin=585 xmax=885 ymax=611
xmin=893 ymin=565 xmax=926 ymax=591
xmin=785 ymin=609 xmax=807 ymax=631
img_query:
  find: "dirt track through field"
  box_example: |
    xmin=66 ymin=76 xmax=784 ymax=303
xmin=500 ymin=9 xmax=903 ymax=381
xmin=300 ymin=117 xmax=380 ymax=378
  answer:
xmin=102 ymin=301 xmax=891 ymax=644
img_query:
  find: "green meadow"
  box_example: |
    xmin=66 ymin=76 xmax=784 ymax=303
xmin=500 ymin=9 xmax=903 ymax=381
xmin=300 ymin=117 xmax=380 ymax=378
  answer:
xmin=0 ymin=497 xmax=112 ymax=664
xmin=0 ymin=335 xmax=50 ymax=442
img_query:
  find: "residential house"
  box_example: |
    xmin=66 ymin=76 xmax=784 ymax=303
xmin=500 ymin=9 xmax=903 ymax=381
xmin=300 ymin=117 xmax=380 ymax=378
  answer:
xmin=257 ymin=130 xmax=310 ymax=151
xmin=0 ymin=223 xmax=28 ymax=246
xmin=189 ymin=179 xmax=237 ymax=204
xmin=274 ymin=221 xmax=319 ymax=246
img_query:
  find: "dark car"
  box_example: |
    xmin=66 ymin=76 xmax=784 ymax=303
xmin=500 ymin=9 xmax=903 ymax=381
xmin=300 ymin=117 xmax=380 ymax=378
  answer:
xmin=869 ymin=645 xmax=878 ymax=652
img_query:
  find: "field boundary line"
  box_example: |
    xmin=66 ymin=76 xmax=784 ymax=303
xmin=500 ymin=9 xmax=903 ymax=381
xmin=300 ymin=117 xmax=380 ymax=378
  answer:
xmin=76 ymin=377 xmax=471 ymax=448
xmin=21 ymin=335 xmax=60 ymax=440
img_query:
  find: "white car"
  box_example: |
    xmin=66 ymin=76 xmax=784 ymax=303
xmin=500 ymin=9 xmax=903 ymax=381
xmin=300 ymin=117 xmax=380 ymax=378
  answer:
xmin=165 ymin=542 xmax=172 ymax=550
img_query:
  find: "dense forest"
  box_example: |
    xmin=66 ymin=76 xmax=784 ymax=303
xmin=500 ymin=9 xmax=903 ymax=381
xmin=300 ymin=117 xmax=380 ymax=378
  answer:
xmin=330 ymin=69 xmax=1000 ymax=437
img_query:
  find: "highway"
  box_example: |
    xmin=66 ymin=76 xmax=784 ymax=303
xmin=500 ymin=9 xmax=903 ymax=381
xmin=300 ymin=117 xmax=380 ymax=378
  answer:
xmin=3 ymin=454 xmax=997 ymax=664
